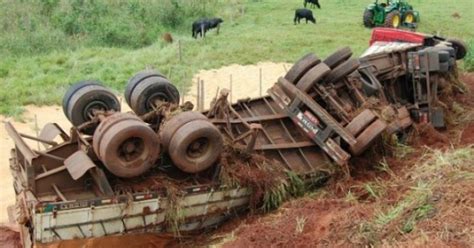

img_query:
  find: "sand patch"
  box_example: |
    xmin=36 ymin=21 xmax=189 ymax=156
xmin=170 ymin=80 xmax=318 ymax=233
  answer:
xmin=185 ymin=62 xmax=292 ymax=109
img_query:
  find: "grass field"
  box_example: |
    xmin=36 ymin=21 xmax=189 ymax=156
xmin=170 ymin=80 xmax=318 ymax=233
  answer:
xmin=0 ymin=0 xmax=473 ymax=116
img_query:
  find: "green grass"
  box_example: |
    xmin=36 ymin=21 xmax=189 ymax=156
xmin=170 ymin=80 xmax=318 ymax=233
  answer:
xmin=0 ymin=0 xmax=473 ymax=116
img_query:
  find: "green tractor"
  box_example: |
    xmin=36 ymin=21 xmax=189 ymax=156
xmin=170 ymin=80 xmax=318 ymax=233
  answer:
xmin=363 ymin=0 xmax=420 ymax=29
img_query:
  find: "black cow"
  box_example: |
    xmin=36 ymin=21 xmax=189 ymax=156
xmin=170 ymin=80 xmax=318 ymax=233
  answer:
xmin=304 ymin=0 xmax=321 ymax=9
xmin=294 ymin=9 xmax=316 ymax=24
xmin=192 ymin=18 xmax=224 ymax=38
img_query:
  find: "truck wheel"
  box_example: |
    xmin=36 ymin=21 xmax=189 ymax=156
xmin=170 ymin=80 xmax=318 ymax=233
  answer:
xmin=447 ymin=38 xmax=468 ymax=60
xmin=384 ymin=11 xmax=401 ymax=28
xmin=403 ymin=10 xmax=416 ymax=24
xmin=350 ymin=119 xmax=387 ymax=156
xmin=129 ymin=76 xmax=180 ymax=116
xmin=62 ymin=80 xmax=101 ymax=117
xmin=359 ymin=69 xmax=381 ymax=96
xmin=323 ymin=47 xmax=353 ymax=69
xmin=295 ymin=63 xmax=331 ymax=92
xmin=93 ymin=113 xmax=160 ymax=178
xmin=345 ymin=109 xmax=376 ymax=137
xmin=285 ymin=53 xmax=321 ymax=84
xmin=168 ymin=120 xmax=223 ymax=174
xmin=325 ymin=58 xmax=360 ymax=84
xmin=160 ymin=111 xmax=208 ymax=151
xmin=125 ymin=70 xmax=165 ymax=106
xmin=66 ymin=84 xmax=120 ymax=134
xmin=363 ymin=9 xmax=374 ymax=28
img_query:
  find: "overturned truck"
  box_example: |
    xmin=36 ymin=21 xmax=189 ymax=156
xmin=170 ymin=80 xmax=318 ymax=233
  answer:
xmin=6 ymin=28 xmax=467 ymax=247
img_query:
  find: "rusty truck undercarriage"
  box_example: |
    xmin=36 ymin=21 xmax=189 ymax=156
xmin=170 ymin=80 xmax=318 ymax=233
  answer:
xmin=5 ymin=29 xmax=467 ymax=247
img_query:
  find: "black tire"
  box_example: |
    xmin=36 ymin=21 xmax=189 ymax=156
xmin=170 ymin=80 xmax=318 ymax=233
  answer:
xmin=125 ymin=70 xmax=165 ymax=106
xmin=323 ymin=47 xmax=353 ymax=69
xmin=168 ymin=120 xmax=223 ymax=174
xmin=363 ymin=9 xmax=374 ymax=28
xmin=129 ymin=76 xmax=180 ymax=115
xmin=359 ymin=69 xmax=381 ymax=96
xmin=66 ymin=84 xmax=121 ymax=134
xmin=350 ymin=119 xmax=387 ymax=156
xmin=346 ymin=109 xmax=376 ymax=137
xmin=295 ymin=63 xmax=331 ymax=92
xmin=447 ymin=38 xmax=468 ymax=60
xmin=285 ymin=53 xmax=321 ymax=84
xmin=325 ymin=58 xmax=360 ymax=84
xmin=62 ymin=80 xmax=101 ymax=117
xmin=160 ymin=111 xmax=208 ymax=151
xmin=403 ymin=10 xmax=416 ymax=24
xmin=384 ymin=11 xmax=401 ymax=28
xmin=93 ymin=113 xmax=160 ymax=178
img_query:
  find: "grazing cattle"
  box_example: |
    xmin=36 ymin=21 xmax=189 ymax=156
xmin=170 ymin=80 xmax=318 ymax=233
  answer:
xmin=304 ymin=0 xmax=321 ymax=9
xmin=294 ymin=9 xmax=316 ymax=24
xmin=192 ymin=18 xmax=224 ymax=38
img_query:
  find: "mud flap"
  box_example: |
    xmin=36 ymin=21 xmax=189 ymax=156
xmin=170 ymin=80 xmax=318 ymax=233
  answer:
xmin=38 ymin=123 xmax=69 ymax=149
xmin=65 ymin=150 xmax=96 ymax=180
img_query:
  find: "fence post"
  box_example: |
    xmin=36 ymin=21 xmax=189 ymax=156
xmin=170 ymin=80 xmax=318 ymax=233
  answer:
xmin=196 ymin=77 xmax=201 ymax=110
xmin=200 ymin=80 xmax=205 ymax=111
xmin=34 ymin=114 xmax=40 ymax=150
xmin=178 ymin=40 xmax=182 ymax=62
xmin=229 ymin=74 xmax=233 ymax=103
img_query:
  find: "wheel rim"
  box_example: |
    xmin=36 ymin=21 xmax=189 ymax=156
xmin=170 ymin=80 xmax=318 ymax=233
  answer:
xmin=146 ymin=92 xmax=169 ymax=110
xmin=117 ymin=137 xmax=145 ymax=166
xmin=187 ymin=137 xmax=210 ymax=159
xmin=83 ymin=100 xmax=108 ymax=121
xmin=392 ymin=15 xmax=400 ymax=27
xmin=405 ymin=14 xmax=414 ymax=23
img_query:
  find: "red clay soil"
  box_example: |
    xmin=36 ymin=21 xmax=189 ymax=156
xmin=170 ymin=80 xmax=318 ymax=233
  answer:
xmin=455 ymin=73 xmax=474 ymax=109
xmin=460 ymin=122 xmax=474 ymax=145
xmin=223 ymin=198 xmax=374 ymax=248
xmin=0 ymin=224 xmax=21 ymax=248
xmin=38 ymin=234 xmax=174 ymax=248
xmin=409 ymin=123 xmax=451 ymax=149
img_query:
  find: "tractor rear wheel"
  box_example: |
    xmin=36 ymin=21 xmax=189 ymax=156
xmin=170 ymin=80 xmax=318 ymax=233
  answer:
xmin=363 ymin=9 xmax=374 ymax=28
xmin=403 ymin=10 xmax=416 ymax=24
xmin=384 ymin=11 xmax=401 ymax=28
